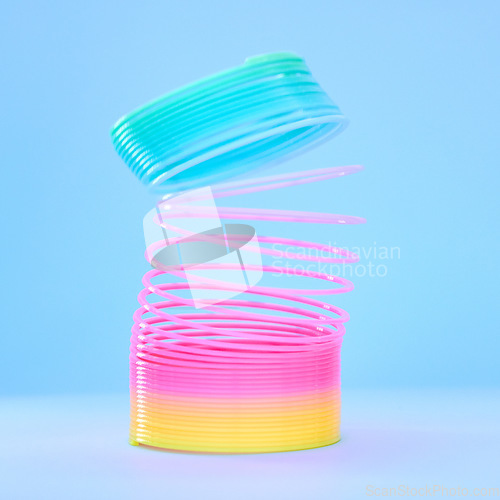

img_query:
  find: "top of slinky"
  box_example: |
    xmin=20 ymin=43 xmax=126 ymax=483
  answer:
xmin=110 ymin=52 xmax=347 ymax=194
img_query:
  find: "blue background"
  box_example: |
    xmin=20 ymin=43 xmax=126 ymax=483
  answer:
xmin=2 ymin=0 xmax=499 ymax=397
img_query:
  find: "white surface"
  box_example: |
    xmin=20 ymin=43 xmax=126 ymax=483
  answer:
xmin=1 ymin=389 xmax=499 ymax=499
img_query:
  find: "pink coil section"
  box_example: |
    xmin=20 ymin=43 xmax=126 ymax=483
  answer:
xmin=130 ymin=165 xmax=365 ymax=453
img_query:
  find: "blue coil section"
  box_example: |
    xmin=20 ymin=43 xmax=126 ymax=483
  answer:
xmin=110 ymin=53 xmax=347 ymax=193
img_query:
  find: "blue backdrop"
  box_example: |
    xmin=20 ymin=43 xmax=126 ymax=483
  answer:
xmin=2 ymin=0 xmax=498 ymax=396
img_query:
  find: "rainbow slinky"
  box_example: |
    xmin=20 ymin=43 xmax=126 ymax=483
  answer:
xmin=111 ymin=53 xmax=365 ymax=453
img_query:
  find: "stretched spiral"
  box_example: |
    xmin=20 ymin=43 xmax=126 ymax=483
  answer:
xmin=129 ymin=166 xmax=365 ymax=452
xmin=111 ymin=52 xmax=365 ymax=453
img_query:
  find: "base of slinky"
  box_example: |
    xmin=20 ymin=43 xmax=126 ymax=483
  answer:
xmin=129 ymin=326 xmax=343 ymax=454
xmin=129 ymin=388 xmax=342 ymax=454
xmin=128 ymin=436 xmax=341 ymax=454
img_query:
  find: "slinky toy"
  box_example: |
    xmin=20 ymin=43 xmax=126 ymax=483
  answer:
xmin=111 ymin=53 xmax=365 ymax=453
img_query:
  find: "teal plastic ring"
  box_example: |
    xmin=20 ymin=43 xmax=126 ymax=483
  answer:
xmin=110 ymin=52 xmax=347 ymax=194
